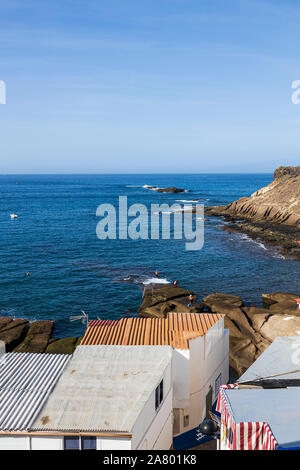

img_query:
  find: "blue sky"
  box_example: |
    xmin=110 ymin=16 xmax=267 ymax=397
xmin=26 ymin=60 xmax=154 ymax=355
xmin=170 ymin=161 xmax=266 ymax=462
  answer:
xmin=0 ymin=0 xmax=300 ymax=173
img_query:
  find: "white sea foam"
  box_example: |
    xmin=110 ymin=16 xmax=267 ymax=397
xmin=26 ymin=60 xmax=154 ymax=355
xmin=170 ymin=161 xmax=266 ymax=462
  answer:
xmin=234 ymin=233 xmax=285 ymax=259
xmin=176 ymin=199 xmax=199 ymax=203
xmin=143 ymin=277 xmax=171 ymax=285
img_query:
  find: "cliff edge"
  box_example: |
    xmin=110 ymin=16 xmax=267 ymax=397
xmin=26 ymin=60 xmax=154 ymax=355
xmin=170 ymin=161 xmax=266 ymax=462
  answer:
xmin=205 ymin=166 xmax=300 ymax=259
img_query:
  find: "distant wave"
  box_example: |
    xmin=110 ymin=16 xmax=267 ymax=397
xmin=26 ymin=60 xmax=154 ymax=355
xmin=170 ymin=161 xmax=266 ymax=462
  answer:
xmin=234 ymin=233 xmax=285 ymax=259
xmin=176 ymin=199 xmax=199 ymax=203
xmin=119 ymin=273 xmax=171 ymax=286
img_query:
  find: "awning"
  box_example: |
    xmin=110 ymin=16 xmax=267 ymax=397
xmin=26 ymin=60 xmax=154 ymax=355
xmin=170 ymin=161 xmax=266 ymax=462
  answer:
xmin=216 ymin=385 xmax=278 ymax=450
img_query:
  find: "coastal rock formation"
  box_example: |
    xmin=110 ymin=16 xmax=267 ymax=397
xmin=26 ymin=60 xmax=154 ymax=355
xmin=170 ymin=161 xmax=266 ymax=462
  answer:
xmin=155 ymin=187 xmax=186 ymax=194
xmin=138 ymin=285 xmax=203 ymax=318
xmin=202 ymin=293 xmax=243 ymax=309
xmin=45 ymin=337 xmax=82 ymax=355
xmin=262 ymin=292 xmax=299 ymax=306
xmin=14 ymin=321 xmax=53 ymax=353
xmin=205 ymin=166 xmax=300 ymax=259
xmin=0 ymin=318 xmax=29 ymax=352
xmin=0 ymin=317 xmax=79 ymax=354
xmin=203 ymin=292 xmax=300 ymax=376
xmin=144 ymin=185 xmax=186 ymax=193
xmin=139 ymin=288 xmax=300 ymax=377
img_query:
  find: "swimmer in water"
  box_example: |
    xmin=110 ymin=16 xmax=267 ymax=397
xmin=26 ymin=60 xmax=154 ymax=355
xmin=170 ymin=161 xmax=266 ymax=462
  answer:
xmin=26 ymin=272 xmax=31 ymax=277
xmin=155 ymin=271 xmax=158 ymax=278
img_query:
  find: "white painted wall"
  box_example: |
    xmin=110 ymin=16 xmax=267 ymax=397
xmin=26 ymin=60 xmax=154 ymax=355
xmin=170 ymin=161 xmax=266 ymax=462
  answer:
xmin=0 ymin=436 xmax=30 ymax=450
xmin=173 ymin=319 xmax=229 ymax=436
xmin=172 ymin=349 xmax=190 ymax=409
xmin=31 ymin=436 xmax=63 ymax=450
xmin=97 ymin=437 xmax=131 ymax=450
xmin=132 ymin=362 xmax=173 ymax=450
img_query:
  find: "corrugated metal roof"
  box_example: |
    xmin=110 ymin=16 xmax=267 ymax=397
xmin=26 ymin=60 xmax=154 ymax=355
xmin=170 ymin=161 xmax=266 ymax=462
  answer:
xmin=0 ymin=352 xmax=70 ymax=431
xmin=31 ymin=345 xmax=172 ymax=433
xmin=81 ymin=313 xmax=223 ymax=349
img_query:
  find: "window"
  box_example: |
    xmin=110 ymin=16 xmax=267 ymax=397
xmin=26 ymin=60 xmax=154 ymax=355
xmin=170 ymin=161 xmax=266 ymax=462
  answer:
xmin=215 ymin=373 xmax=222 ymax=399
xmin=155 ymin=380 xmax=163 ymax=410
xmin=81 ymin=436 xmax=96 ymax=450
xmin=64 ymin=436 xmax=96 ymax=450
xmin=183 ymin=415 xmax=189 ymax=428
xmin=64 ymin=436 xmax=79 ymax=450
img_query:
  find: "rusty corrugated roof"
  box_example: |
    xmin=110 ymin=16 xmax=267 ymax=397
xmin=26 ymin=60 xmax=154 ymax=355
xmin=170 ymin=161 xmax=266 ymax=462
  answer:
xmin=81 ymin=313 xmax=223 ymax=349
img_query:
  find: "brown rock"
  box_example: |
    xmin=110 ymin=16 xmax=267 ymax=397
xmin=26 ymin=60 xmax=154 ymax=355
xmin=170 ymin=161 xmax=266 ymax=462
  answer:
xmin=139 ymin=306 xmax=166 ymax=319
xmin=155 ymin=187 xmax=185 ymax=193
xmin=14 ymin=321 xmax=54 ymax=353
xmin=138 ymin=285 xmax=201 ymax=318
xmin=259 ymin=314 xmax=300 ymax=343
xmin=229 ymin=337 xmax=257 ymax=377
xmin=0 ymin=320 xmax=29 ymax=351
xmin=242 ymin=306 xmax=272 ymax=331
xmin=202 ymin=293 xmax=243 ymax=309
xmin=0 ymin=317 xmax=14 ymax=332
xmin=262 ymin=292 xmax=299 ymax=306
xmin=269 ymin=300 xmax=300 ymax=316
xmin=45 ymin=337 xmax=82 ymax=355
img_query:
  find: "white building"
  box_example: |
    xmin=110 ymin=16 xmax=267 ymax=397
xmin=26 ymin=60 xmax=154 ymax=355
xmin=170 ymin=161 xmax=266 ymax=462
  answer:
xmin=0 ymin=346 xmax=172 ymax=451
xmin=31 ymin=345 xmax=173 ymax=450
xmin=81 ymin=313 xmax=229 ymax=438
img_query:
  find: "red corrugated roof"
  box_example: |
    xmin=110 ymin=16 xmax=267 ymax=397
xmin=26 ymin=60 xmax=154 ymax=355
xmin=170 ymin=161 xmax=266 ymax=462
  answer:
xmin=81 ymin=313 xmax=223 ymax=349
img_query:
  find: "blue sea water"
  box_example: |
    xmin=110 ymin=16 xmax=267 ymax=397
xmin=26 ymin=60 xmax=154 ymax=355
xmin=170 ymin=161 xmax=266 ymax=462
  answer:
xmin=0 ymin=174 xmax=299 ymax=338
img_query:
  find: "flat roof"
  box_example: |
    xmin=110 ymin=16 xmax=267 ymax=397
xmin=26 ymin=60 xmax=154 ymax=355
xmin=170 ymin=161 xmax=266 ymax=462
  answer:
xmin=31 ymin=345 xmax=172 ymax=433
xmin=239 ymin=336 xmax=300 ymax=383
xmin=81 ymin=313 xmax=223 ymax=349
xmin=0 ymin=352 xmax=70 ymax=431
xmin=224 ymin=387 xmax=300 ymax=448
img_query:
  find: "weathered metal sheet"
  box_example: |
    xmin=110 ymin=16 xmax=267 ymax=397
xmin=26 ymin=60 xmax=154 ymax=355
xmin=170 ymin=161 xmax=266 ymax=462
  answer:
xmin=81 ymin=313 xmax=223 ymax=349
xmin=31 ymin=345 xmax=172 ymax=433
xmin=0 ymin=352 xmax=70 ymax=431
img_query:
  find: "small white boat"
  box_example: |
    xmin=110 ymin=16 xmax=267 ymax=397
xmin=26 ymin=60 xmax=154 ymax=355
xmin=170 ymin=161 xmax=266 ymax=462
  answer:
xmin=10 ymin=214 xmax=18 ymax=219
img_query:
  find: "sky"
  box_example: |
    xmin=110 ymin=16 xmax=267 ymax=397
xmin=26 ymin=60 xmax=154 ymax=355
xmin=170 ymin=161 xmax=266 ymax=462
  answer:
xmin=0 ymin=0 xmax=300 ymax=173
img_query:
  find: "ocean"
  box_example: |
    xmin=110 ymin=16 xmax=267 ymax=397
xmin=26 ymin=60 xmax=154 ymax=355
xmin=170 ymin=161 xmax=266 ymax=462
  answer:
xmin=1 ymin=173 xmax=299 ymax=338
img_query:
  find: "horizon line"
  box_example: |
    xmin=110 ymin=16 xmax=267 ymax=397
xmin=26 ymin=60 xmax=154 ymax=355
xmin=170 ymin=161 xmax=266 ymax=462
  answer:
xmin=0 ymin=171 xmax=274 ymax=175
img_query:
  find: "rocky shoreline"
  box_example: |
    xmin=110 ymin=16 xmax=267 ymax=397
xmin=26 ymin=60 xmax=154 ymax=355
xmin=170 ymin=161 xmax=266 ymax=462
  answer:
xmin=0 ymin=317 xmax=82 ymax=355
xmin=1 ymin=285 xmax=300 ymax=379
xmin=205 ymin=165 xmax=300 ymax=260
xmin=139 ymin=286 xmax=300 ymax=377
xmin=207 ymin=212 xmax=300 ymax=260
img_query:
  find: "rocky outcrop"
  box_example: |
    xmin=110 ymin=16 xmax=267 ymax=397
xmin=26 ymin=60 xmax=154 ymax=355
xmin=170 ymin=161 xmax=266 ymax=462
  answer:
xmin=0 ymin=318 xmax=29 ymax=352
xmin=144 ymin=185 xmax=186 ymax=194
xmin=205 ymin=166 xmax=300 ymax=259
xmin=139 ymin=289 xmax=300 ymax=377
xmin=14 ymin=321 xmax=54 ymax=353
xmin=45 ymin=337 xmax=82 ymax=355
xmin=155 ymin=187 xmax=186 ymax=193
xmin=138 ymin=285 xmax=203 ymax=318
xmin=262 ymin=292 xmax=299 ymax=306
xmin=202 ymin=292 xmax=300 ymax=376
xmin=202 ymin=293 xmax=243 ymax=309
xmin=0 ymin=317 xmax=60 ymax=354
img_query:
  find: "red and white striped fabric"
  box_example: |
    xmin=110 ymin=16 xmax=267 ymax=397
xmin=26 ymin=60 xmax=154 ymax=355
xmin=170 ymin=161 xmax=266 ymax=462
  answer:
xmin=216 ymin=385 xmax=278 ymax=450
